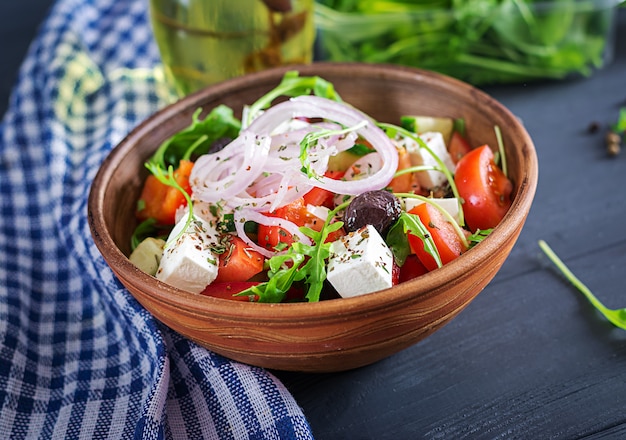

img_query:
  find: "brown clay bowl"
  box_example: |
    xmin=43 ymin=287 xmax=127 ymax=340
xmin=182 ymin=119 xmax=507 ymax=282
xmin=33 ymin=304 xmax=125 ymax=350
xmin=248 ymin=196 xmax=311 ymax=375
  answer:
xmin=88 ymin=62 xmax=538 ymax=373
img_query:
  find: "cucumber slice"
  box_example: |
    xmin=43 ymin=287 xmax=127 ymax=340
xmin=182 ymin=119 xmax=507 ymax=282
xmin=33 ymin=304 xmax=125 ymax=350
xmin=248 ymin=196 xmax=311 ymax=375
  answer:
xmin=400 ymin=115 xmax=454 ymax=145
xmin=129 ymin=237 xmax=166 ymax=276
xmin=327 ymin=150 xmax=360 ymax=172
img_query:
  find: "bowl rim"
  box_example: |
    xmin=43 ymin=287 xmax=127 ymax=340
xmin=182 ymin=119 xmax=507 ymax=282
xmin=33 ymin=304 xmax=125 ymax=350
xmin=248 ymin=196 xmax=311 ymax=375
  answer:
xmin=88 ymin=61 xmax=538 ymax=322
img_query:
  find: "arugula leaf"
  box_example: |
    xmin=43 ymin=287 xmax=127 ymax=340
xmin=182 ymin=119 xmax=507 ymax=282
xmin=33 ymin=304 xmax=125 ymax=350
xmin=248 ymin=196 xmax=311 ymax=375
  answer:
xmin=539 ymin=240 xmax=626 ymax=330
xmin=386 ymin=212 xmax=441 ymax=268
xmin=239 ymin=207 xmax=345 ymax=303
xmin=298 ymin=222 xmax=344 ymax=302
xmin=346 ymin=142 xmax=375 ymax=156
xmin=148 ymin=105 xmax=241 ymax=170
xmin=250 ymin=252 xmax=307 ymax=303
xmin=612 ymin=107 xmax=626 ymax=134
xmin=244 ymin=71 xmax=342 ymax=126
xmin=385 ymin=216 xmax=412 ymax=267
xmin=467 ymin=228 xmax=492 ymax=248
xmin=130 ymin=218 xmax=170 ymax=252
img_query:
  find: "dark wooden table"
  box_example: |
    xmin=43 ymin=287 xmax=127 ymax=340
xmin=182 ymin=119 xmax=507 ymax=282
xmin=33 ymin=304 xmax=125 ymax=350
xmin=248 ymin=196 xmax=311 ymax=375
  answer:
xmin=275 ymin=10 xmax=626 ymax=440
xmin=3 ymin=3 xmax=625 ymax=439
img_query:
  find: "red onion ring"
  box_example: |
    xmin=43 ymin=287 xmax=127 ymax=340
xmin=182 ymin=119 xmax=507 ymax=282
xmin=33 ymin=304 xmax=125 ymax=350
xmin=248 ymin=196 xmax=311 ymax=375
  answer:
xmin=233 ymin=208 xmax=313 ymax=258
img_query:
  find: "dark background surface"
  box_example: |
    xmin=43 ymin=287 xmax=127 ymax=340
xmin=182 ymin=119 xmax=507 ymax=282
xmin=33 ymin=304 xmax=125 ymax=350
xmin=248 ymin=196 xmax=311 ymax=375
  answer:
xmin=2 ymin=2 xmax=625 ymax=439
xmin=0 ymin=1 xmax=55 ymax=119
xmin=277 ymin=9 xmax=626 ymax=439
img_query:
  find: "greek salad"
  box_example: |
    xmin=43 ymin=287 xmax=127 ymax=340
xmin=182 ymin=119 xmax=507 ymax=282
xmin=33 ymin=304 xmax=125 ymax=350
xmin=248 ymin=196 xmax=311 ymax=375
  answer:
xmin=130 ymin=71 xmax=513 ymax=303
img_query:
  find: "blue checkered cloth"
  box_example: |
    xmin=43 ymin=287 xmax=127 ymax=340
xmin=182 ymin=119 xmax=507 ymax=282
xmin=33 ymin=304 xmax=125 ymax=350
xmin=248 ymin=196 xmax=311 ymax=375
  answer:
xmin=0 ymin=0 xmax=315 ymax=438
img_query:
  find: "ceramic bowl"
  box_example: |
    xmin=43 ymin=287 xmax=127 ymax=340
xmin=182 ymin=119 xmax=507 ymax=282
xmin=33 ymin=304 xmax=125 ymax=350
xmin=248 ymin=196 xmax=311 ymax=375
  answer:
xmin=88 ymin=62 xmax=538 ymax=372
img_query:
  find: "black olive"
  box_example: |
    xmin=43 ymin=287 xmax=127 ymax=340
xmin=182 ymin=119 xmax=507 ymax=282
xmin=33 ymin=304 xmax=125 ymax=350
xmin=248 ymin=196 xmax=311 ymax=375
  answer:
xmin=343 ymin=190 xmax=402 ymax=235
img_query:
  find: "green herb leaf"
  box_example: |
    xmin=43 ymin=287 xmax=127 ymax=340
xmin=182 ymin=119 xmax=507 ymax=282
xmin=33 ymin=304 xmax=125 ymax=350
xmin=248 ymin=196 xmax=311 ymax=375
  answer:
xmin=612 ymin=107 xmax=626 ymax=134
xmin=148 ymin=105 xmax=241 ymax=170
xmin=316 ymin=1 xmax=614 ymax=85
xmin=385 ymin=217 xmax=412 ymax=267
xmin=244 ymin=71 xmax=342 ymax=126
xmin=238 ymin=208 xmax=345 ymax=303
xmin=346 ymin=142 xmax=375 ymax=156
xmin=467 ymin=228 xmax=492 ymax=248
xmin=539 ymin=240 xmax=626 ymax=330
xmin=131 ymin=218 xmax=168 ymax=251
xmin=386 ymin=212 xmax=441 ymax=268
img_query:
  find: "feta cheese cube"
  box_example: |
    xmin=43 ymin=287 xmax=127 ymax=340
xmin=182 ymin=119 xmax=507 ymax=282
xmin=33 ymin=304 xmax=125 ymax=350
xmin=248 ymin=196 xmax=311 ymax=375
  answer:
xmin=404 ymin=197 xmax=461 ymax=224
xmin=156 ymin=213 xmax=221 ymax=294
xmin=327 ymin=225 xmax=394 ymax=298
xmin=403 ymin=131 xmax=455 ymax=189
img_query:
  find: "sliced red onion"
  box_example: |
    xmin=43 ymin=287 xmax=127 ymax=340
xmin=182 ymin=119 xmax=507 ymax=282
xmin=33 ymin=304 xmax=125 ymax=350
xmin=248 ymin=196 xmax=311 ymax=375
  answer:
xmin=246 ymin=96 xmax=398 ymax=195
xmin=233 ymin=208 xmax=313 ymax=258
xmin=191 ymin=95 xmax=399 ymax=253
xmin=231 ymin=172 xmax=313 ymax=213
xmin=191 ymin=132 xmax=271 ymax=202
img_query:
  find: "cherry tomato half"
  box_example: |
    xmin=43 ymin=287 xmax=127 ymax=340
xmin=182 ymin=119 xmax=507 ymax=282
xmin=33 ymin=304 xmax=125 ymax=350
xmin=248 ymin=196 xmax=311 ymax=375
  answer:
xmin=398 ymin=254 xmax=429 ymax=283
xmin=257 ymin=197 xmax=344 ymax=251
xmin=454 ymin=145 xmax=512 ymax=232
xmin=448 ymin=131 xmax=472 ymax=164
xmin=214 ymin=236 xmax=265 ymax=283
xmin=200 ymin=282 xmax=260 ymax=301
xmin=407 ymin=203 xmax=467 ymax=272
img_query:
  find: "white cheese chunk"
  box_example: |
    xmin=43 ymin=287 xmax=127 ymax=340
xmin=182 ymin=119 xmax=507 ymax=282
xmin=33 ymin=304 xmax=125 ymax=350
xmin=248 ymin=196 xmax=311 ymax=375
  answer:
xmin=404 ymin=197 xmax=461 ymax=224
xmin=156 ymin=213 xmax=220 ymax=294
xmin=403 ymin=131 xmax=455 ymax=189
xmin=327 ymin=225 xmax=394 ymax=298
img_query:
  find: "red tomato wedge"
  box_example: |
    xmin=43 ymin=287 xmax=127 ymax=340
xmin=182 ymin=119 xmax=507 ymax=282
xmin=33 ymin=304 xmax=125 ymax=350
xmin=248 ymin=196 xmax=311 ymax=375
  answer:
xmin=257 ymin=198 xmax=313 ymax=251
xmin=200 ymin=281 xmax=260 ymax=301
xmin=454 ymin=145 xmax=512 ymax=232
xmin=398 ymin=254 xmax=429 ymax=283
xmin=136 ymin=160 xmax=194 ymax=225
xmin=257 ymin=197 xmax=344 ymax=251
xmin=407 ymin=203 xmax=467 ymax=271
xmin=303 ymin=170 xmax=345 ymax=208
xmin=448 ymin=131 xmax=472 ymax=164
xmin=200 ymin=281 xmax=308 ymax=303
xmin=214 ymin=236 xmax=265 ymax=283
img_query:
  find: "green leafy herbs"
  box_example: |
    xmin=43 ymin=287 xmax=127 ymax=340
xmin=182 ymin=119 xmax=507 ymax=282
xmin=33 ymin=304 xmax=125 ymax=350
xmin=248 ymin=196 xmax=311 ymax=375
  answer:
xmin=148 ymin=105 xmax=241 ymax=170
xmin=238 ymin=215 xmax=345 ymax=303
xmin=244 ymin=70 xmax=342 ymax=126
xmin=612 ymin=107 xmax=626 ymax=134
xmin=539 ymin=240 xmax=626 ymax=330
xmin=386 ymin=212 xmax=441 ymax=268
xmin=315 ymin=0 xmax=616 ymax=85
xmin=346 ymin=142 xmax=375 ymax=156
xmin=131 ymin=218 xmax=169 ymax=251
xmin=467 ymin=228 xmax=493 ymax=248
